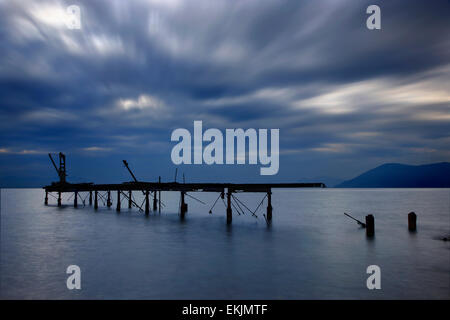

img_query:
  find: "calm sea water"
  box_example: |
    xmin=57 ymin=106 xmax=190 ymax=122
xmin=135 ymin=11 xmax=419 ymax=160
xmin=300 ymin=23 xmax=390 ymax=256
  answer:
xmin=0 ymin=188 xmax=449 ymax=299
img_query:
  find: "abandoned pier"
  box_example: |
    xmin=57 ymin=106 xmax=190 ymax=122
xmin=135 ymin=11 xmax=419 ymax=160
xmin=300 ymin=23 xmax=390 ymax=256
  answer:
xmin=43 ymin=153 xmax=325 ymax=224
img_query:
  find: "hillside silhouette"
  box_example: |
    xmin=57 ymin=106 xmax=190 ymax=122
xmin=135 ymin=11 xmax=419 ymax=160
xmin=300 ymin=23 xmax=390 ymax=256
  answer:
xmin=336 ymin=162 xmax=450 ymax=188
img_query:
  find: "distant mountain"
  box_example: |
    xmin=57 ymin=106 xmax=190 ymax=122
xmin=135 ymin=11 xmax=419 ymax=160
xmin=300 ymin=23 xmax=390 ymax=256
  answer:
xmin=336 ymin=162 xmax=450 ymax=188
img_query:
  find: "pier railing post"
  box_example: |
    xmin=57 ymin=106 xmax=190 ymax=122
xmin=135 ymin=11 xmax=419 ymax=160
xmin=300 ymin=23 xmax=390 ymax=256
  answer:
xmin=74 ymin=191 xmax=78 ymax=208
xmin=116 ymin=190 xmax=121 ymax=212
xmin=94 ymin=191 xmax=98 ymax=210
xmin=128 ymin=190 xmax=132 ymax=209
xmin=226 ymin=190 xmax=232 ymax=224
xmin=58 ymin=191 xmax=62 ymax=207
xmin=145 ymin=190 xmax=150 ymax=215
xmin=45 ymin=191 xmax=48 ymax=205
xmin=267 ymin=190 xmax=272 ymax=222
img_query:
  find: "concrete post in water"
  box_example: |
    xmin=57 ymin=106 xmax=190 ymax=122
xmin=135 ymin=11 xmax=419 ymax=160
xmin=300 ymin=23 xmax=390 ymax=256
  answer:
xmin=107 ymin=191 xmax=111 ymax=207
xmin=267 ymin=190 xmax=272 ymax=222
xmin=408 ymin=212 xmax=417 ymax=231
xmin=180 ymin=191 xmax=187 ymax=219
xmin=116 ymin=190 xmax=121 ymax=212
xmin=74 ymin=191 xmax=78 ymax=208
xmin=58 ymin=191 xmax=62 ymax=207
xmin=128 ymin=190 xmax=132 ymax=209
xmin=366 ymin=214 xmax=375 ymax=237
xmin=145 ymin=190 xmax=150 ymax=215
xmin=45 ymin=191 xmax=48 ymax=205
xmin=89 ymin=191 xmax=92 ymax=206
xmin=94 ymin=191 xmax=98 ymax=210
xmin=226 ymin=190 xmax=232 ymax=224
xmin=153 ymin=191 xmax=158 ymax=211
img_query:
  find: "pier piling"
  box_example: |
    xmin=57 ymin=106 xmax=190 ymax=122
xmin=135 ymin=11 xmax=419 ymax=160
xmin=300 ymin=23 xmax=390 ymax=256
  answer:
xmin=45 ymin=191 xmax=48 ymax=205
xmin=226 ymin=190 xmax=232 ymax=224
xmin=267 ymin=190 xmax=272 ymax=222
xmin=180 ymin=191 xmax=187 ymax=219
xmin=408 ymin=212 xmax=417 ymax=231
xmin=107 ymin=191 xmax=111 ymax=207
xmin=145 ymin=190 xmax=150 ymax=215
xmin=128 ymin=190 xmax=132 ymax=209
xmin=366 ymin=214 xmax=375 ymax=237
xmin=89 ymin=191 xmax=92 ymax=206
xmin=94 ymin=191 xmax=98 ymax=210
xmin=116 ymin=190 xmax=121 ymax=212
xmin=158 ymin=176 xmax=161 ymax=213
xmin=74 ymin=191 xmax=78 ymax=208
xmin=153 ymin=191 xmax=157 ymax=211
xmin=58 ymin=191 xmax=62 ymax=207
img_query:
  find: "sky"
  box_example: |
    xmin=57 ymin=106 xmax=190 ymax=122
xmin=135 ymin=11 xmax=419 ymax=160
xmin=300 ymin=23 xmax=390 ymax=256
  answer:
xmin=0 ymin=0 xmax=449 ymax=187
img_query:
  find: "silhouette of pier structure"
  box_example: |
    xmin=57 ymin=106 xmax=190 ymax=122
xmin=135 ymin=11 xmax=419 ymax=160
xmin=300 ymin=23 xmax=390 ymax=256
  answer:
xmin=44 ymin=153 xmax=325 ymax=224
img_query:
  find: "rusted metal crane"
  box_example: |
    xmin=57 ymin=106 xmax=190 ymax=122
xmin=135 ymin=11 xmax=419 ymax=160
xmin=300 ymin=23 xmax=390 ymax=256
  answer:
xmin=48 ymin=152 xmax=67 ymax=184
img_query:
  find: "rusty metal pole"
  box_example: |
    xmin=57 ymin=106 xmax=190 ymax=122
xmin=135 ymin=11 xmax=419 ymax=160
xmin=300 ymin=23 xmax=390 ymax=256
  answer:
xmin=267 ymin=190 xmax=272 ymax=222
xmin=226 ymin=189 xmax=232 ymax=224
xmin=116 ymin=190 xmax=121 ymax=212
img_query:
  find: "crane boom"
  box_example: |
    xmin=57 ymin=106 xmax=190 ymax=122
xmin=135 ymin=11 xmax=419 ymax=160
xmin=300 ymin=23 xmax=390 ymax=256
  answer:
xmin=122 ymin=160 xmax=139 ymax=182
xmin=48 ymin=153 xmax=67 ymax=183
xmin=48 ymin=153 xmax=59 ymax=174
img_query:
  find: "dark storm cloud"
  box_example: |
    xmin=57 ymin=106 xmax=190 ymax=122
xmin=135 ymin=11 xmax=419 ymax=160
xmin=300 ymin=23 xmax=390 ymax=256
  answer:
xmin=0 ymin=0 xmax=449 ymax=186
